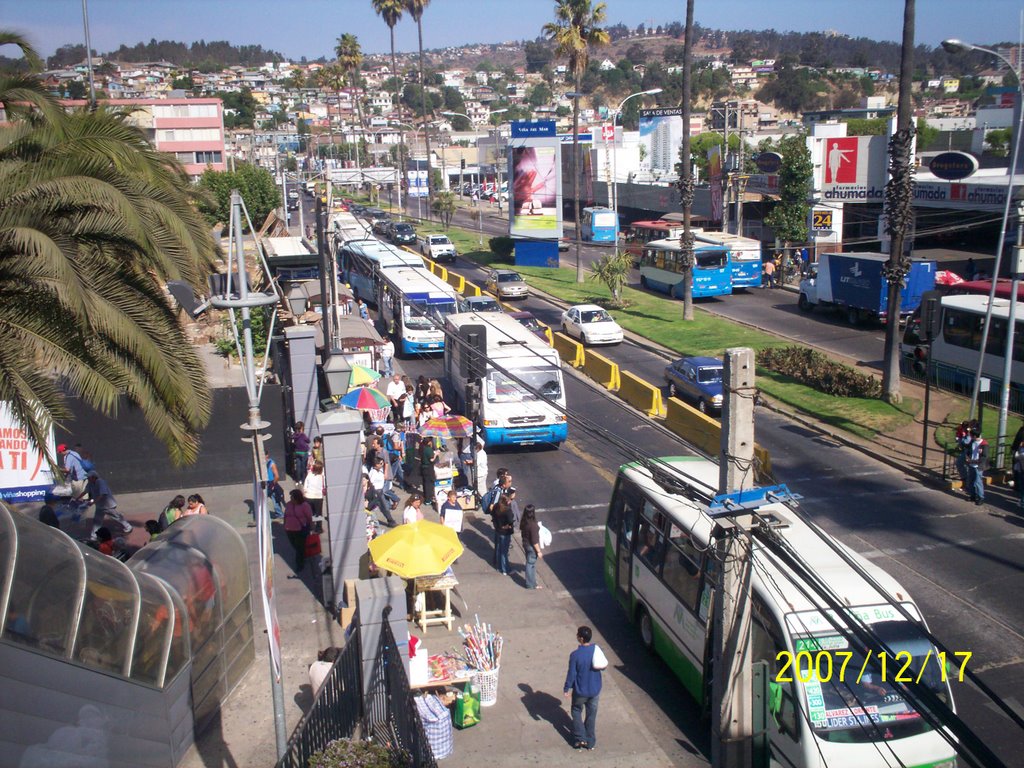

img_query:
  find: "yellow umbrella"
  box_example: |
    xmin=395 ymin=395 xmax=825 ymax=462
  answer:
xmin=368 ymin=519 xmax=464 ymax=578
xmin=348 ymin=364 xmax=382 ymax=389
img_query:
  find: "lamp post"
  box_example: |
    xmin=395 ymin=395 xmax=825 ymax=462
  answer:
xmin=943 ymin=38 xmax=1024 ymax=468
xmin=612 ymin=88 xmax=662 ymax=231
xmin=441 ymin=109 xmax=508 ymax=198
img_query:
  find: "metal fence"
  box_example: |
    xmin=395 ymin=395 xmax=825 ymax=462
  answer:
xmin=275 ymin=632 xmax=363 ymax=768
xmin=365 ymin=610 xmax=438 ymax=768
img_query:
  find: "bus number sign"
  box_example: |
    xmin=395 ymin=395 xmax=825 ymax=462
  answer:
xmin=812 ymin=210 xmax=833 ymax=231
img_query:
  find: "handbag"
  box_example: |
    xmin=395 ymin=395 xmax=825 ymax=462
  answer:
xmin=591 ymin=644 xmax=609 ymax=671
xmin=304 ymin=531 xmax=322 ymax=558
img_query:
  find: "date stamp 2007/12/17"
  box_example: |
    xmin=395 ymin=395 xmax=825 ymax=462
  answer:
xmin=775 ymin=649 xmax=972 ymax=685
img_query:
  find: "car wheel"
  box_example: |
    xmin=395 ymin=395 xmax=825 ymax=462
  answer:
xmin=640 ymin=275 xmax=648 ymax=289
xmin=561 ymin=323 xmax=570 ymax=338
xmin=582 ymin=334 xmax=589 ymax=346
xmin=668 ymin=382 xmax=678 ymax=398
xmin=638 ymin=606 xmax=655 ymax=652
xmin=698 ymin=398 xmax=708 ymax=414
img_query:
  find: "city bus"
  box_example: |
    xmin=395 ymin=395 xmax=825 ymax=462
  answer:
xmin=376 ymin=266 xmax=459 ymax=355
xmin=581 ymin=206 xmax=619 ymax=243
xmin=623 ymin=220 xmax=684 ymax=265
xmin=605 ymin=456 xmax=958 ymax=768
xmin=444 ymin=312 xmax=567 ymax=447
xmin=901 ymin=293 xmax=1024 ymax=412
xmin=639 ymin=238 xmax=732 ymax=299
xmin=695 ymin=230 xmax=763 ymax=289
xmin=338 ymin=238 xmax=422 ymax=306
xmin=328 ymin=210 xmax=370 ymax=247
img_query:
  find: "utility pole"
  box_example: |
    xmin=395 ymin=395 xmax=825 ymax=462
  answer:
xmin=712 ymin=346 xmax=756 ymax=768
xmin=316 ymin=195 xmax=334 ymax=355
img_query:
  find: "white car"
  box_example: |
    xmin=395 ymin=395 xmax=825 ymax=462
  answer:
xmin=560 ymin=304 xmax=624 ymax=346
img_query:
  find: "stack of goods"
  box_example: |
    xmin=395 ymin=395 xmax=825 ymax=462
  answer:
xmin=458 ymin=616 xmax=502 ymax=672
xmin=426 ymin=653 xmax=472 ymax=683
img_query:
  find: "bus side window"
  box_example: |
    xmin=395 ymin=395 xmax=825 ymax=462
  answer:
xmin=751 ymin=611 xmax=799 ymax=740
xmin=634 ymin=519 xmax=665 ymax=572
xmin=661 ymin=537 xmax=702 ymax=611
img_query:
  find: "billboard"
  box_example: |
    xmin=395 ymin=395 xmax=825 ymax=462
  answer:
xmin=0 ymin=403 xmax=55 ymax=503
xmin=508 ymin=121 xmax=562 ymax=239
xmin=639 ymin=108 xmax=683 ymax=176
xmin=820 ymin=135 xmax=888 ymax=202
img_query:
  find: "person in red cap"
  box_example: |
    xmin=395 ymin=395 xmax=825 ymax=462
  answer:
xmin=59 ymin=443 xmax=88 ymax=499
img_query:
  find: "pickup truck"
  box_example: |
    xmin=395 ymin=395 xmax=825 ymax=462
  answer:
xmin=420 ymin=234 xmax=457 ymax=263
xmin=797 ymin=252 xmax=936 ymax=325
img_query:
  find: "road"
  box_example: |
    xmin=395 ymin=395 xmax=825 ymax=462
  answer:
xmin=389 ymin=243 xmax=1024 ymax=765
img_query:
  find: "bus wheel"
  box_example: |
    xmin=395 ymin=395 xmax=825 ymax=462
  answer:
xmin=637 ymin=606 xmax=655 ymax=652
xmin=797 ymin=294 xmax=812 ymax=312
xmin=640 ymin=275 xmax=648 ymax=289
xmin=846 ymin=307 xmax=859 ymax=325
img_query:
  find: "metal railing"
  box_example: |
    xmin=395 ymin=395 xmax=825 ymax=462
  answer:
xmin=365 ymin=608 xmax=438 ymax=768
xmin=275 ymin=630 xmax=363 ymax=768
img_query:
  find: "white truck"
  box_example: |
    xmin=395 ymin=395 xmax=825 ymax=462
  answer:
xmin=420 ymin=234 xmax=457 ymax=264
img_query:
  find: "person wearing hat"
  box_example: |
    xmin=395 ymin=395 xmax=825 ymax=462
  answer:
xmin=474 ymin=437 xmax=489 ymax=499
xmin=58 ymin=443 xmax=88 ymax=499
xmin=86 ymin=471 xmax=132 ymax=537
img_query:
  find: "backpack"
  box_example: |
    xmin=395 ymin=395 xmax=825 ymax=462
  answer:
xmin=481 ymin=485 xmax=501 ymax=516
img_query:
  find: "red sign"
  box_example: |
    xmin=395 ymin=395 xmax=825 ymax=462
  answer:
xmin=601 ymin=124 xmax=615 ymax=141
xmin=824 ymin=138 xmax=859 ymax=184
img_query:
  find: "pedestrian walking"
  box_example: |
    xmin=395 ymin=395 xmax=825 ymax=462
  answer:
xmin=492 ymin=494 xmax=515 ymax=575
xmin=563 ymin=625 xmax=603 ymax=751
xmin=386 ymin=373 xmax=406 ymax=425
xmin=367 ymin=457 xmax=398 ymax=527
xmin=283 ymin=489 xmax=314 ymax=572
xmin=86 ymin=471 xmax=131 ymax=537
xmin=474 ymin=437 xmax=489 ymax=499
xmin=58 ymin=443 xmax=88 ymax=499
xmin=403 ymin=493 xmax=426 ymax=525
xmin=357 ymin=298 xmax=369 ymax=320
xmin=521 ymin=504 xmax=542 ymax=589
xmin=419 ymin=436 xmax=437 ymax=506
xmin=302 ymin=461 xmax=326 ymax=529
xmin=955 ymin=420 xmax=972 ymax=489
xmin=381 ymin=335 xmax=395 ymax=377
xmin=265 ymin=455 xmax=285 ymax=519
xmin=1013 ymin=443 xmax=1024 ymax=510
xmin=291 ymin=421 xmax=311 ymax=484
xmin=762 ymin=258 xmax=776 ymax=289
xmin=967 ymin=426 xmax=988 ymax=506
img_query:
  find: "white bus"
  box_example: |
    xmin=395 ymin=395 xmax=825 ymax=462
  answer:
xmin=605 ymin=456 xmax=957 ymax=768
xmin=444 ymin=312 xmax=567 ymax=447
xmin=694 ymin=230 xmax=763 ymax=289
xmin=376 ymin=266 xmax=459 ymax=355
xmin=901 ymin=293 xmax=1024 ymax=411
xmin=338 ymin=238 xmax=422 ymax=306
xmin=328 ymin=210 xmax=370 ymax=247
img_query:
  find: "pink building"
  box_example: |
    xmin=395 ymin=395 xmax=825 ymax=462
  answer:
xmin=61 ymin=97 xmax=226 ymax=178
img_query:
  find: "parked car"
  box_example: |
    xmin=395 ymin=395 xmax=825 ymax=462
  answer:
xmin=560 ymin=304 xmax=623 ymax=346
xmin=558 ymin=237 xmax=570 ymax=252
xmin=349 ymin=203 xmax=366 ymax=215
xmin=509 ymin=311 xmax=552 ymax=344
xmin=485 ymin=269 xmax=529 ymax=300
xmin=421 ymin=234 xmax=457 ymax=263
xmin=664 ymin=356 xmax=724 ymax=414
xmin=460 ymin=295 xmax=503 ymax=313
xmin=369 ymin=211 xmax=391 ymax=235
xmin=389 ymin=221 xmax=417 ymax=246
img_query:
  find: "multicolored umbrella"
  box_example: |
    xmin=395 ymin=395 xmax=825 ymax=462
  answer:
xmin=348 ymin=364 xmax=382 ymax=390
xmin=419 ymin=415 xmax=475 ymax=440
xmin=337 ymin=385 xmax=391 ymax=411
xmin=368 ymin=519 xmax=464 ymax=578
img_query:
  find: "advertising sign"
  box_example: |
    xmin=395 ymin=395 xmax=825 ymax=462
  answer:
xmin=928 ymin=151 xmax=979 ymax=181
xmin=812 ymin=209 xmax=834 ymax=231
xmin=754 ymin=151 xmax=783 ymax=174
xmin=820 ymin=135 xmax=888 ymax=202
xmin=914 ymin=181 xmax=1008 ymax=210
xmin=639 ymin=108 xmax=686 ymax=176
xmin=0 ymin=402 xmax=55 ymax=503
xmin=508 ymin=120 xmax=563 ymax=239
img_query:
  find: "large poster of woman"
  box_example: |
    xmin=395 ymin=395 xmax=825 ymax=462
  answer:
xmin=510 ymin=146 xmax=560 ymax=236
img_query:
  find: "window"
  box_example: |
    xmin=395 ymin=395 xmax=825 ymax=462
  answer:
xmin=751 ymin=599 xmax=799 ymax=739
xmin=942 ymin=308 xmax=983 ymax=351
xmin=195 ymin=151 xmax=222 ymax=164
xmin=662 ymin=525 xmax=703 ymax=611
xmin=634 ymin=500 xmax=667 ymax=572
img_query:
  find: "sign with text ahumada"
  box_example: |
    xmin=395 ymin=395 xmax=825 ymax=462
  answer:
xmin=820 ymin=135 xmax=888 ymax=203
xmin=0 ymin=402 xmax=55 ymax=503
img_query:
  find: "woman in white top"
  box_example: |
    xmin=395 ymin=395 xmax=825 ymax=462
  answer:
xmin=302 ymin=461 xmax=326 ymax=529
xmin=403 ymin=494 xmax=425 ymax=525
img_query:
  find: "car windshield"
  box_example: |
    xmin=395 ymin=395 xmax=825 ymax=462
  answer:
xmin=791 ymin=619 xmax=950 ymax=744
xmin=486 ymin=367 xmax=562 ymax=403
xmin=395 ymin=224 xmax=413 ymax=233
xmin=430 ymin=237 xmax=450 ymax=245
xmin=470 ymin=299 xmax=500 ymax=312
xmin=580 ymin=309 xmax=612 ymax=324
xmin=519 ymin=317 xmax=542 ymax=332
xmin=404 ymin=300 xmax=455 ymax=330
xmin=497 ymin=272 xmax=523 ymax=283
xmin=698 ymin=367 xmax=723 ymax=384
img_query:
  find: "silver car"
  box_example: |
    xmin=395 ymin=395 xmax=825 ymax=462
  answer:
xmin=487 ymin=269 xmax=529 ymax=300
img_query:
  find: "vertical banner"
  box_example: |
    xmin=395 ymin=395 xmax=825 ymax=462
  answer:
xmin=0 ymin=403 xmax=54 ymax=502
xmin=508 ymin=121 xmax=563 ymax=239
xmin=255 ymin=472 xmax=282 ymax=680
xmin=708 ymin=145 xmax=723 ymax=222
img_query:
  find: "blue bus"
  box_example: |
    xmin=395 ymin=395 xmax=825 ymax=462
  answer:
xmin=376 ymin=266 xmax=460 ymax=354
xmin=638 ymin=238 xmax=732 ymax=299
xmin=694 ymin=231 xmax=762 ymax=289
xmin=581 ymin=206 xmax=619 ymax=243
xmin=337 ymin=238 xmax=422 ymax=305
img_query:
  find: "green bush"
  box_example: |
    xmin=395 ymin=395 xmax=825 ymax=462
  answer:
xmin=307 ymin=738 xmax=409 ymax=768
xmin=757 ymin=346 xmax=882 ymax=398
xmin=488 ymin=236 xmax=515 ymax=261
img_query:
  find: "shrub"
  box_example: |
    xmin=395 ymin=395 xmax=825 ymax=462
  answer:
xmin=307 ymin=738 xmax=409 ymax=768
xmin=756 ymin=346 xmax=882 ymax=398
xmin=488 ymin=236 xmax=515 ymax=260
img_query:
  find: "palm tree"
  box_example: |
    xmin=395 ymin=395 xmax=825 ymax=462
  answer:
xmin=880 ymin=0 xmax=916 ymax=404
xmin=372 ymin=0 xmax=406 ymax=203
xmin=335 ymin=33 xmax=366 ymax=172
xmin=317 ymin=63 xmax=346 ymax=162
xmin=589 ymin=250 xmax=633 ymax=304
xmin=544 ymin=0 xmax=609 ymax=283
xmin=677 ymin=0 xmax=696 ymax=321
xmin=0 ymin=33 xmax=217 ymax=465
xmin=431 ymin=190 xmax=457 ymax=229
xmin=405 ymin=0 xmax=434 ymax=211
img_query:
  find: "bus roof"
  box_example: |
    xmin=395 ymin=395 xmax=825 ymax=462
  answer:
xmin=941 ymin=293 xmax=1015 ymax=317
xmin=619 ymin=456 xmax=910 ymax=619
xmin=380 ymin=265 xmax=459 ymax=299
xmin=646 ymin=237 xmax=727 ymax=252
xmin=627 ymin=220 xmax=677 ymax=230
xmin=955 ymin=279 xmax=1024 ymax=301
xmin=446 ymin=311 xmax=559 ymax=360
xmin=346 ymin=239 xmax=422 ymax=268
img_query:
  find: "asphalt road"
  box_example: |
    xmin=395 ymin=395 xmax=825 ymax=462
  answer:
xmin=387 ymin=247 xmax=1024 ymax=766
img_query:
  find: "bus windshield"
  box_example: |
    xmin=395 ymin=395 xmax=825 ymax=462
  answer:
xmin=793 ymin=620 xmax=949 ymax=743
xmin=696 ymin=251 xmax=727 ymax=270
xmin=486 ymin=366 xmax=562 ymax=403
xmin=405 ymin=300 xmax=456 ymax=330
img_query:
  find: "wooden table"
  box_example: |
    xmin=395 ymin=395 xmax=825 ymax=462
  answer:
xmin=412 ymin=573 xmax=459 ymax=633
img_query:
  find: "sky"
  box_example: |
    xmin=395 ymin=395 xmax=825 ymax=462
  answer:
xmin=4 ymin=0 xmax=1023 ymax=62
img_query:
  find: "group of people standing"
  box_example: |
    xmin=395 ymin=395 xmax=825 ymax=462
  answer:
xmin=955 ymin=420 xmax=989 ymax=506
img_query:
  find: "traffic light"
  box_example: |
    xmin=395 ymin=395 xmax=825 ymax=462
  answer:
xmin=460 ymin=324 xmax=487 ymax=380
xmin=920 ymin=290 xmax=942 ymax=343
xmin=461 ymin=158 xmax=466 ymax=170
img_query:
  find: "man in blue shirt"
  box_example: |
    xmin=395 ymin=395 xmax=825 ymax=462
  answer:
xmin=563 ymin=625 xmax=603 ymax=751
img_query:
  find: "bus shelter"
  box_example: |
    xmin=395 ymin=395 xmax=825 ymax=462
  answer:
xmin=0 ymin=506 xmax=253 ymax=768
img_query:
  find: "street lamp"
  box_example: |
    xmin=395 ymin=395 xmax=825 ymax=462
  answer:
xmin=611 ymin=88 xmax=662 ymax=231
xmin=943 ymin=38 xmax=1024 ymax=469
